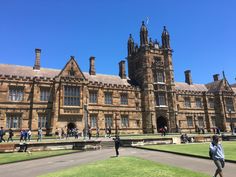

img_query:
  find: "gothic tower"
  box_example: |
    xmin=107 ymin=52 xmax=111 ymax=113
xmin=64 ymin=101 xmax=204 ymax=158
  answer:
xmin=127 ymin=22 xmax=177 ymax=133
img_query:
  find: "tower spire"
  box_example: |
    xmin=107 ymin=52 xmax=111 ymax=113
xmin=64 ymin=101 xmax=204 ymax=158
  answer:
xmin=140 ymin=21 xmax=148 ymax=46
xmin=161 ymin=26 xmax=170 ymax=49
xmin=127 ymin=34 xmax=134 ymax=56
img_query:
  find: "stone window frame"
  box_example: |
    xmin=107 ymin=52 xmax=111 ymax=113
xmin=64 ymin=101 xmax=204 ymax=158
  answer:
xmin=208 ymin=98 xmax=214 ymax=108
xmin=8 ymin=86 xmax=24 ymax=101
xmin=195 ymin=98 xmax=202 ymax=108
xmin=186 ymin=116 xmax=193 ymax=127
xmin=6 ymin=113 xmax=22 ymax=129
xmin=197 ymin=116 xmax=204 ymax=127
xmin=156 ymin=92 xmax=166 ymax=106
xmin=153 ymin=70 xmax=165 ymax=83
xmin=90 ymin=114 xmax=97 ymax=128
xmin=120 ymin=93 xmax=128 ymax=105
xmin=89 ymin=91 xmax=98 ymax=104
xmin=121 ymin=115 xmax=129 ymax=128
xmin=211 ymin=116 xmax=216 ymax=127
xmin=184 ymin=97 xmax=191 ymax=108
xmin=38 ymin=113 xmax=50 ymax=128
xmin=225 ymin=97 xmax=234 ymax=111
xmin=63 ymin=85 xmax=80 ymax=106
xmin=105 ymin=115 xmax=113 ymax=128
xmin=40 ymin=87 xmax=50 ymax=102
xmin=104 ymin=92 xmax=113 ymax=105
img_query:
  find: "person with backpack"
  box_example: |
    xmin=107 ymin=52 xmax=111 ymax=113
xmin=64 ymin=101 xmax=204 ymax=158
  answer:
xmin=37 ymin=127 xmax=43 ymax=142
xmin=7 ymin=128 xmax=14 ymax=142
xmin=0 ymin=127 xmax=6 ymax=142
xmin=209 ymin=135 xmax=225 ymax=177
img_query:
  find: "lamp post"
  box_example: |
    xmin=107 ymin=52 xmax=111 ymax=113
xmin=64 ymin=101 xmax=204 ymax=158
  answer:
xmin=228 ymin=109 xmax=233 ymax=135
xmin=175 ymin=111 xmax=178 ymax=133
xmin=115 ymin=113 xmax=118 ymax=136
xmin=84 ymin=104 xmax=88 ymax=139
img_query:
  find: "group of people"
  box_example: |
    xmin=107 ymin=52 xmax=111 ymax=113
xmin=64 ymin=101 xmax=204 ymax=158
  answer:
xmin=0 ymin=127 xmax=43 ymax=143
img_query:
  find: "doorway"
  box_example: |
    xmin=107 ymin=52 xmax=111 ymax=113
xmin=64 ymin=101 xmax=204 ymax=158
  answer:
xmin=67 ymin=122 xmax=76 ymax=130
xmin=156 ymin=116 xmax=167 ymax=132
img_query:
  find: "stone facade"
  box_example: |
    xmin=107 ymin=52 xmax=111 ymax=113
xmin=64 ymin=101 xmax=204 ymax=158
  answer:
xmin=0 ymin=22 xmax=236 ymax=135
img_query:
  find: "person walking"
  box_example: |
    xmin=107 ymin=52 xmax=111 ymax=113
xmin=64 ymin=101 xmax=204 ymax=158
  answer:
xmin=23 ymin=130 xmax=28 ymax=141
xmin=19 ymin=130 xmax=24 ymax=142
xmin=27 ymin=129 xmax=32 ymax=141
xmin=108 ymin=126 xmax=111 ymax=138
xmin=96 ymin=127 xmax=100 ymax=138
xmin=0 ymin=127 xmax=6 ymax=143
xmin=88 ymin=127 xmax=92 ymax=140
xmin=37 ymin=127 xmax=42 ymax=142
xmin=113 ymin=135 xmax=120 ymax=157
xmin=7 ymin=128 xmax=14 ymax=142
xmin=209 ymin=135 xmax=225 ymax=177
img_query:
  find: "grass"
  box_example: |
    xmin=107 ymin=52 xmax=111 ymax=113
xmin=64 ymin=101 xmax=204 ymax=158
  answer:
xmin=39 ymin=156 xmax=210 ymax=177
xmin=142 ymin=141 xmax=236 ymax=161
xmin=0 ymin=150 xmax=79 ymax=164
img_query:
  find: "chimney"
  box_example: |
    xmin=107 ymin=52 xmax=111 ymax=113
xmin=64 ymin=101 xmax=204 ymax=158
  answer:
xmin=89 ymin=56 xmax=96 ymax=75
xmin=119 ymin=60 xmax=126 ymax=79
xmin=184 ymin=70 xmax=192 ymax=85
xmin=33 ymin=48 xmax=41 ymax=70
xmin=213 ymin=74 xmax=219 ymax=81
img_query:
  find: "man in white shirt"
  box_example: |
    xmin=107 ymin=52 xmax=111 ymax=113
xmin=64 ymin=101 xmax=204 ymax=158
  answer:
xmin=210 ymin=135 xmax=225 ymax=177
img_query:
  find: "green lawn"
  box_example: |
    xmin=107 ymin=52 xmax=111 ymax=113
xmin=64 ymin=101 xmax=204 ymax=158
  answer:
xmin=0 ymin=150 xmax=79 ymax=164
xmin=39 ymin=156 xmax=210 ymax=177
xmin=142 ymin=141 xmax=236 ymax=161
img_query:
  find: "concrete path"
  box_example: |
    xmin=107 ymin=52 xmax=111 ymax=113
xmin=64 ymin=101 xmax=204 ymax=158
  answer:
xmin=0 ymin=148 xmax=235 ymax=177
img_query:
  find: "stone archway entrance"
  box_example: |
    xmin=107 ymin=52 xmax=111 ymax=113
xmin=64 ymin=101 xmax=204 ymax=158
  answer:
xmin=67 ymin=122 xmax=76 ymax=130
xmin=156 ymin=116 xmax=168 ymax=132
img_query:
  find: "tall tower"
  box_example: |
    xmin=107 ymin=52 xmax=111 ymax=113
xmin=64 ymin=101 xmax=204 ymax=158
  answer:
xmin=127 ymin=22 xmax=177 ymax=133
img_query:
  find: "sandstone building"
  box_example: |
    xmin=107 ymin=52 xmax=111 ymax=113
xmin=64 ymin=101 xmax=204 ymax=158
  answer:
xmin=0 ymin=22 xmax=235 ymax=135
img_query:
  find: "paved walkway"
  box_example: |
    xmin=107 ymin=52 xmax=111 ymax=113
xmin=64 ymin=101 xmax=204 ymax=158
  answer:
xmin=0 ymin=148 xmax=235 ymax=177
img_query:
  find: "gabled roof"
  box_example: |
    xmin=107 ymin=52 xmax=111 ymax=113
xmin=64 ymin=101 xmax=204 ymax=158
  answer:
xmin=0 ymin=64 xmax=131 ymax=86
xmin=205 ymin=79 xmax=234 ymax=93
xmin=57 ymin=56 xmax=86 ymax=80
xmin=175 ymin=82 xmax=208 ymax=92
xmin=205 ymin=80 xmax=223 ymax=93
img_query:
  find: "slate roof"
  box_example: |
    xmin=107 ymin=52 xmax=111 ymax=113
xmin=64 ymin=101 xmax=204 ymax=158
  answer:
xmin=175 ymin=82 xmax=208 ymax=92
xmin=0 ymin=64 xmax=131 ymax=86
xmin=231 ymin=83 xmax=236 ymax=87
xmin=205 ymin=80 xmax=223 ymax=93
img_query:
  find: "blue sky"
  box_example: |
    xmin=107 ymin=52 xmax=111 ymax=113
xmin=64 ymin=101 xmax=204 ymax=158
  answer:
xmin=0 ymin=0 xmax=236 ymax=84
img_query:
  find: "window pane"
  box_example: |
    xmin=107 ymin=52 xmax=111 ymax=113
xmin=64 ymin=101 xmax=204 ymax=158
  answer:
xmin=226 ymin=98 xmax=234 ymax=111
xmin=9 ymin=87 xmax=24 ymax=101
xmin=105 ymin=115 xmax=113 ymax=127
xmin=121 ymin=115 xmax=129 ymax=127
xmin=6 ymin=114 xmax=21 ymax=128
xmin=209 ymin=98 xmax=214 ymax=108
xmin=120 ymin=93 xmax=128 ymax=105
xmin=105 ymin=92 xmax=112 ymax=104
xmin=184 ymin=97 xmax=191 ymax=108
xmin=64 ymin=86 xmax=80 ymax=106
xmin=187 ymin=116 xmax=193 ymax=127
xmin=89 ymin=91 xmax=98 ymax=103
xmin=198 ymin=116 xmax=204 ymax=127
xmin=196 ymin=98 xmax=202 ymax=108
